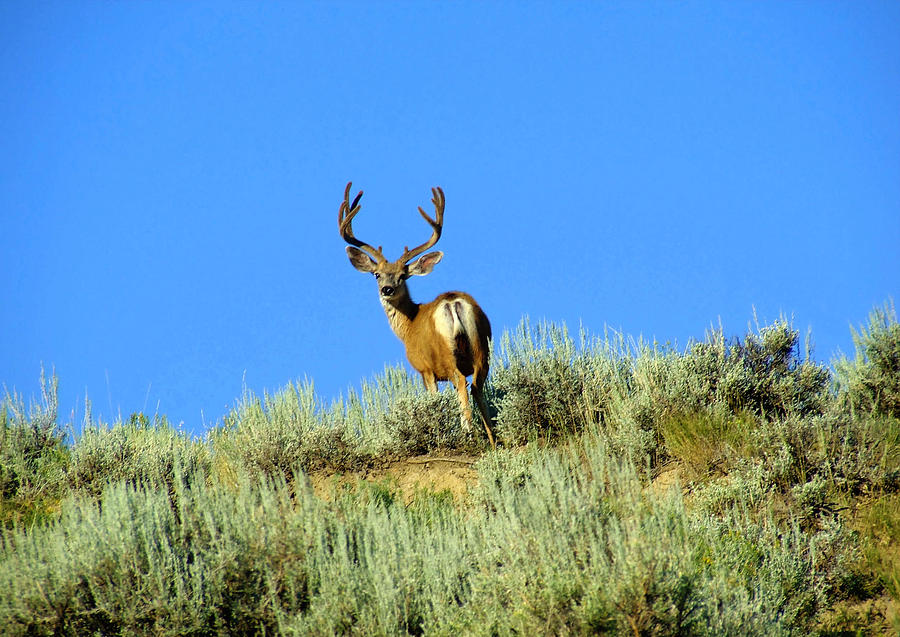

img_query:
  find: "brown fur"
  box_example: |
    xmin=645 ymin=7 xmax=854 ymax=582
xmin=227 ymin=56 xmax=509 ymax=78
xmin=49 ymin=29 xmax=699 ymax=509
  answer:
xmin=340 ymin=182 xmax=495 ymax=447
xmin=379 ymin=289 xmax=494 ymax=447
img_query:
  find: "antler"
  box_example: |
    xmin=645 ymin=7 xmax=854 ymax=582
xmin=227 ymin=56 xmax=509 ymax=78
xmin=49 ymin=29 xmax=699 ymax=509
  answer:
xmin=400 ymin=187 xmax=444 ymax=264
xmin=338 ymin=182 xmax=386 ymax=264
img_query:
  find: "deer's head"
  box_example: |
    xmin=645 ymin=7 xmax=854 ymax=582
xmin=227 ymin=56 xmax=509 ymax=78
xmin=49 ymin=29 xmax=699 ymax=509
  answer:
xmin=339 ymin=182 xmax=445 ymax=303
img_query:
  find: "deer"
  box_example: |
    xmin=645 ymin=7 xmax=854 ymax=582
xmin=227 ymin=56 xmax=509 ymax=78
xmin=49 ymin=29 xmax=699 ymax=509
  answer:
xmin=338 ymin=182 xmax=496 ymax=448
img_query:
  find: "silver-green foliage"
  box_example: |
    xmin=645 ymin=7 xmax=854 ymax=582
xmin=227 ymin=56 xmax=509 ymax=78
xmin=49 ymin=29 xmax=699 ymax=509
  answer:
xmin=1 ymin=469 xmax=304 ymax=635
xmin=67 ymin=412 xmax=211 ymax=497
xmin=2 ymin=304 xmax=898 ymax=633
xmin=835 ymin=300 xmax=900 ymax=419
xmin=0 ymin=371 xmax=68 ymax=526
xmin=0 ymin=436 xmax=846 ymax=635
xmin=489 ymin=315 xmax=830 ymax=468
xmin=208 ymin=367 xmax=473 ymax=481
xmin=154 ymin=313 xmax=835 ymax=480
xmin=628 ymin=317 xmax=829 ymax=427
xmin=489 ymin=319 xmax=632 ymax=445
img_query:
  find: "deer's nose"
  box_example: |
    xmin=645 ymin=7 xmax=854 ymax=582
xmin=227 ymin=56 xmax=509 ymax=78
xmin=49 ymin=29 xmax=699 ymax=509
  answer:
xmin=380 ymin=286 xmax=395 ymax=297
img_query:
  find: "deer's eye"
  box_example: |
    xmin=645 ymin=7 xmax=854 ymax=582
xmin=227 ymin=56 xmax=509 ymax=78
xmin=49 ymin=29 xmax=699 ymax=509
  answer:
xmin=374 ymin=273 xmax=381 ymax=280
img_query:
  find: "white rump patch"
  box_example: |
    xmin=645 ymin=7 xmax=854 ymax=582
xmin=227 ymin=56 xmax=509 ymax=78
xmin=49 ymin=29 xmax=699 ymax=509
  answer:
xmin=433 ymin=298 xmax=478 ymax=350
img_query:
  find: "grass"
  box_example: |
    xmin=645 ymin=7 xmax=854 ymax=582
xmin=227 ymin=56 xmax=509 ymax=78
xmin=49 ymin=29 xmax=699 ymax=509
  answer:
xmin=857 ymin=493 xmax=900 ymax=599
xmin=1 ymin=301 xmax=899 ymax=634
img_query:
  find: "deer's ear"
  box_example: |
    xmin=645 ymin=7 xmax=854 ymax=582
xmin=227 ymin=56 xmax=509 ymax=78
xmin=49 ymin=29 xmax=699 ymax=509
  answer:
xmin=347 ymin=247 xmax=377 ymax=273
xmin=408 ymin=251 xmax=443 ymax=276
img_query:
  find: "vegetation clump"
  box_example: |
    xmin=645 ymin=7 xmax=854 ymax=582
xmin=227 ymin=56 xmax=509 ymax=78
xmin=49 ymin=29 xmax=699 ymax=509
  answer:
xmin=1 ymin=302 xmax=898 ymax=634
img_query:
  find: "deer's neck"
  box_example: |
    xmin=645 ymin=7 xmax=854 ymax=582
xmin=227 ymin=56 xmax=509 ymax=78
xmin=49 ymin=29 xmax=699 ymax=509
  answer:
xmin=381 ymin=293 xmax=420 ymax=342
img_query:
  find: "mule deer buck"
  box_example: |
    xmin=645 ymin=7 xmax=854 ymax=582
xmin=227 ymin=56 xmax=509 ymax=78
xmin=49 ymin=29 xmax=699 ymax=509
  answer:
xmin=338 ymin=182 xmax=495 ymax=448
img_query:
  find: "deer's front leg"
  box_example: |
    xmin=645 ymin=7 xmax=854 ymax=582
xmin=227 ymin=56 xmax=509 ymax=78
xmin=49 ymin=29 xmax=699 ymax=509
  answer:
xmin=421 ymin=371 xmax=439 ymax=393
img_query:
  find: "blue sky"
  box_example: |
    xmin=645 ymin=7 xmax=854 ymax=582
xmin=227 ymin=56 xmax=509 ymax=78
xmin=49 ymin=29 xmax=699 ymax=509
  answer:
xmin=2 ymin=2 xmax=898 ymax=436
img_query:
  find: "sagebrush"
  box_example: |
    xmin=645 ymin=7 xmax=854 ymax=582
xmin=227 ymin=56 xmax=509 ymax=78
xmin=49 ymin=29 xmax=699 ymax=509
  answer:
xmin=2 ymin=303 xmax=898 ymax=634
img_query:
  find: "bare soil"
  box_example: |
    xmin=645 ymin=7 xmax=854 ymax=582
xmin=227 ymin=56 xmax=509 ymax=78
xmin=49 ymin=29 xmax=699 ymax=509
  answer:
xmin=307 ymin=453 xmax=687 ymax=504
xmin=308 ymin=454 xmax=480 ymax=504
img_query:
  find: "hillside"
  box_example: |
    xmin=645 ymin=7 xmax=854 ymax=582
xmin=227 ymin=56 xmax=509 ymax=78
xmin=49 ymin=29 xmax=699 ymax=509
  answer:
xmin=1 ymin=303 xmax=899 ymax=635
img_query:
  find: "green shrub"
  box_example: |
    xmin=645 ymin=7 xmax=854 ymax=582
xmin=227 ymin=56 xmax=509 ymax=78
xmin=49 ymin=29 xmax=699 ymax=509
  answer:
xmin=630 ymin=318 xmax=829 ymax=431
xmin=67 ymin=412 xmax=211 ymax=497
xmin=210 ymin=365 xmax=499 ymax=480
xmin=856 ymin=493 xmax=900 ymax=599
xmin=657 ymin=408 xmax=758 ymax=481
xmin=0 ymin=473 xmax=308 ymax=635
xmin=489 ymin=316 xmax=829 ymax=464
xmin=374 ymin=390 xmax=470 ymax=455
xmin=490 ymin=319 xmax=587 ymax=444
xmin=1 ymin=371 xmax=69 ymax=528
xmin=210 ymin=381 xmax=359 ymax=479
xmin=490 ymin=320 xmax=632 ymax=446
xmin=2 ymin=433 xmax=857 ymax=635
xmin=835 ymin=300 xmax=900 ymax=418
xmin=5 ymin=304 xmax=900 ymax=633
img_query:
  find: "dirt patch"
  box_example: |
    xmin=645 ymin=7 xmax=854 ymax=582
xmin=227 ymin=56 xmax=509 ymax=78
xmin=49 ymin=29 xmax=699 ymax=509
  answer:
xmin=648 ymin=464 xmax=683 ymax=496
xmin=308 ymin=454 xmax=480 ymax=504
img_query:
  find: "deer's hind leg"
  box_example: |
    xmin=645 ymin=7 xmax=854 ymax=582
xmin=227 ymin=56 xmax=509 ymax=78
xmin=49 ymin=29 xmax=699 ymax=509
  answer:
xmin=471 ymin=365 xmax=495 ymax=449
xmin=451 ymin=371 xmax=474 ymax=432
